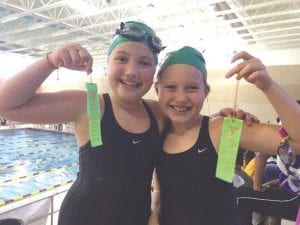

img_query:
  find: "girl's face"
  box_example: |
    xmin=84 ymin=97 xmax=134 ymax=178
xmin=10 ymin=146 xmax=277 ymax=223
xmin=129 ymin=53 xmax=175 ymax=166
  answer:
xmin=156 ymin=64 xmax=208 ymax=125
xmin=107 ymin=42 xmax=156 ymax=103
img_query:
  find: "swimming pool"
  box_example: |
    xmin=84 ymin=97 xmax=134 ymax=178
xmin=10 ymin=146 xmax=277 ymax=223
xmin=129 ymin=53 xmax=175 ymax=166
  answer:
xmin=0 ymin=128 xmax=78 ymax=206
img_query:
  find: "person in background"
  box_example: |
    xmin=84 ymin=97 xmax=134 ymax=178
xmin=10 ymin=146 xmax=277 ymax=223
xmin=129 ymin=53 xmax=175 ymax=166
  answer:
xmin=153 ymin=46 xmax=300 ymax=225
xmin=235 ymin=148 xmax=253 ymax=188
xmin=243 ymin=150 xmax=256 ymax=178
xmin=0 ymin=117 xmax=7 ymax=126
xmin=0 ymin=22 xmax=257 ymax=225
xmin=236 ymin=117 xmax=300 ymax=225
xmin=253 ymin=153 xmax=280 ymax=192
xmin=237 ymin=153 xmax=299 ymax=224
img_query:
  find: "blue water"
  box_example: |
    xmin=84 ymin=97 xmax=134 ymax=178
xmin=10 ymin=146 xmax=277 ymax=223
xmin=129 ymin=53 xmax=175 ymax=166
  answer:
xmin=0 ymin=128 xmax=78 ymax=203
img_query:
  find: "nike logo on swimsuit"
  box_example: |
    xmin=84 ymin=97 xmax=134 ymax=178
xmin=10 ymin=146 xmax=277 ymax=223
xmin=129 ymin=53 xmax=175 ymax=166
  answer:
xmin=132 ymin=139 xmax=142 ymax=144
xmin=198 ymin=147 xmax=207 ymax=154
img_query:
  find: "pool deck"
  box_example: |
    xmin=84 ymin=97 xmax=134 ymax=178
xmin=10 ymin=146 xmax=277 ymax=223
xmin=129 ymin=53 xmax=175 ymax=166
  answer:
xmin=0 ymin=182 xmax=71 ymax=225
xmin=0 ymin=124 xmax=76 ymax=225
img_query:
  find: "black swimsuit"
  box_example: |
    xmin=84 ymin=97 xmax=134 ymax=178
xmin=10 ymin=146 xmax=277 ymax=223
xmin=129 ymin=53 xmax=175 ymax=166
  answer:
xmin=156 ymin=116 xmax=238 ymax=225
xmin=58 ymin=93 xmax=161 ymax=225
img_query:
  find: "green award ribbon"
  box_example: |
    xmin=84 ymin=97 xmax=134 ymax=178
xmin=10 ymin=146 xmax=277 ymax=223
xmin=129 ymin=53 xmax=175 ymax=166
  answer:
xmin=86 ymin=82 xmax=102 ymax=147
xmin=215 ymin=117 xmax=243 ymax=183
xmin=88 ymin=117 xmax=102 ymax=147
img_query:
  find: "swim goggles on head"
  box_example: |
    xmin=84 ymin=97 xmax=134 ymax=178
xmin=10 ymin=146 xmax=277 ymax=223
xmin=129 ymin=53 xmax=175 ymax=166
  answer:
xmin=277 ymin=132 xmax=300 ymax=194
xmin=115 ymin=22 xmax=165 ymax=53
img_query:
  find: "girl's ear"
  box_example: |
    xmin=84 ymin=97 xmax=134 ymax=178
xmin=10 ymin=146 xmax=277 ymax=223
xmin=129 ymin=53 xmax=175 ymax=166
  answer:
xmin=154 ymin=82 xmax=159 ymax=95
xmin=205 ymin=88 xmax=209 ymax=97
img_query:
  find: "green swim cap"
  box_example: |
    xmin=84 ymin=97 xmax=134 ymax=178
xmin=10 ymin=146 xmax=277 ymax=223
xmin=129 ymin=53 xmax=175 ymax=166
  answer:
xmin=157 ymin=46 xmax=207 ymax=80
xmin=108 ymin=21 xmax=161 ymax=64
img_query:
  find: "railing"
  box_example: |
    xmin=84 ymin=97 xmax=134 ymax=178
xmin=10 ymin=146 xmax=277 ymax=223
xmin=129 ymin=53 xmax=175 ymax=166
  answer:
xmin=0 ymin=184 xmax=72 ymax=225
xmin=33 ymin=123 xmax=75 ymax=133
xmin=0 ymin=123 xmax=75 ymax=224
xmin=0 ymin=122 xmax=75 ymax=133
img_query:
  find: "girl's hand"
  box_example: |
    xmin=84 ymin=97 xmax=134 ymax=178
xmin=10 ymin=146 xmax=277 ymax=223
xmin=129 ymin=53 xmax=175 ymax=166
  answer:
xmin=48 ymin=43 xmax=93 ymax=74
xmin=262 ymin=179 xmax=280 ymax=188
xmin=253 ymin=182 xmax=263 ymax=192
xmin=217 ymin=107 xmax=259 ymax=126
xmin=225 ymin=51 xmax=273 ymax=91
xmin=148 ymin=213 xmax=160 ymax=225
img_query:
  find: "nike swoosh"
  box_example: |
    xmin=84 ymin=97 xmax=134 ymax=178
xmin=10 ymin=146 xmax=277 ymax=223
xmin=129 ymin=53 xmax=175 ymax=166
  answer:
xmin=198 ymin=147 xmax=207 ymax=154
xmin=132 ymin=139 xmax=142 ymax=144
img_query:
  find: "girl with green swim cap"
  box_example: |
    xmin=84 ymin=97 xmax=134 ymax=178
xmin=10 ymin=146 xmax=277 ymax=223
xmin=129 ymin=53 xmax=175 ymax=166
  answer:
xmin=154 ymin=46 xmax=300 ymax=225
xmin=0 ymin=20 xmax=166 ymax=225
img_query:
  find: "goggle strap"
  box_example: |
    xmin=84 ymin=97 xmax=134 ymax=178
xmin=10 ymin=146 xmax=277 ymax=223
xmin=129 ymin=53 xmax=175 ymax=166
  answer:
xmin=287 ymin=176 xmax=300 ymax=192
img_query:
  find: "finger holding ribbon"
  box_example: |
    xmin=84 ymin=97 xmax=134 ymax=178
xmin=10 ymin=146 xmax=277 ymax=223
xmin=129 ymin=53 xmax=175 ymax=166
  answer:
xmin=218 ymin=107 xmax=259 ymax=126
xmin=225 ymin=51 xmax=273 ymax=91
xmin=235 ymin=108 xmax=259 ymax=126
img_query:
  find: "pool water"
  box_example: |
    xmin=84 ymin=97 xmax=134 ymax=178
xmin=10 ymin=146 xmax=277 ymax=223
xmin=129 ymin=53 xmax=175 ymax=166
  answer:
xmin=0 ymin=128 xmax=78 ymax=205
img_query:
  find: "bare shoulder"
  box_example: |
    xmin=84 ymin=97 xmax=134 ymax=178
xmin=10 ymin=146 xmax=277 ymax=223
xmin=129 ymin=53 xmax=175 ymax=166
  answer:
xmin=208 ymin=116 xmax=224 ymax=152
xmin=208 ymin=115 xmax=224 ymax=131
xmin=98 ymin=93 xmax=105 ymax=117
xmin=144 ymin=99 xmax=159 ymax=112
xmin=144 ymin=99 xmax=167 ymax=133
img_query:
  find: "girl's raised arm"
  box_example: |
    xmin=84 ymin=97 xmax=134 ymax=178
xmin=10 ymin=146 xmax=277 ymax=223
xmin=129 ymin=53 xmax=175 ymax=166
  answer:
xmin=0 ymin=43 xmax=93 ymax=124
xmin=226 ymin=51 xmax=300 ymax=144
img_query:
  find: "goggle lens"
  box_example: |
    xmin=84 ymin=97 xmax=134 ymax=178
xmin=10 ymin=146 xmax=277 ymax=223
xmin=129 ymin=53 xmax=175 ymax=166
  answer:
xmin=115 ymin=23 xmax=165 ymax=53
xmin=118 ymin=26 xmax=145 ymax=40
xmin=277 ymin=138 xmax=300 ymax=194
xmin=278 ymin=139 xmax=295 ymax=166
xmin=288 ymin=176 xmax=300 ymax=193
xmin=149 ymin=35 xmax=163 ymax=52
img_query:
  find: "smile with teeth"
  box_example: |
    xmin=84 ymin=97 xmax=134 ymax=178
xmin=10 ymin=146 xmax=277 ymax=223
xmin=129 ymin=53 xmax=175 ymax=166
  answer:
xmin=170 ymin=105 xmax=190 ymax=112
xmin=119 ymin=79 xmax=140 ymax=87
